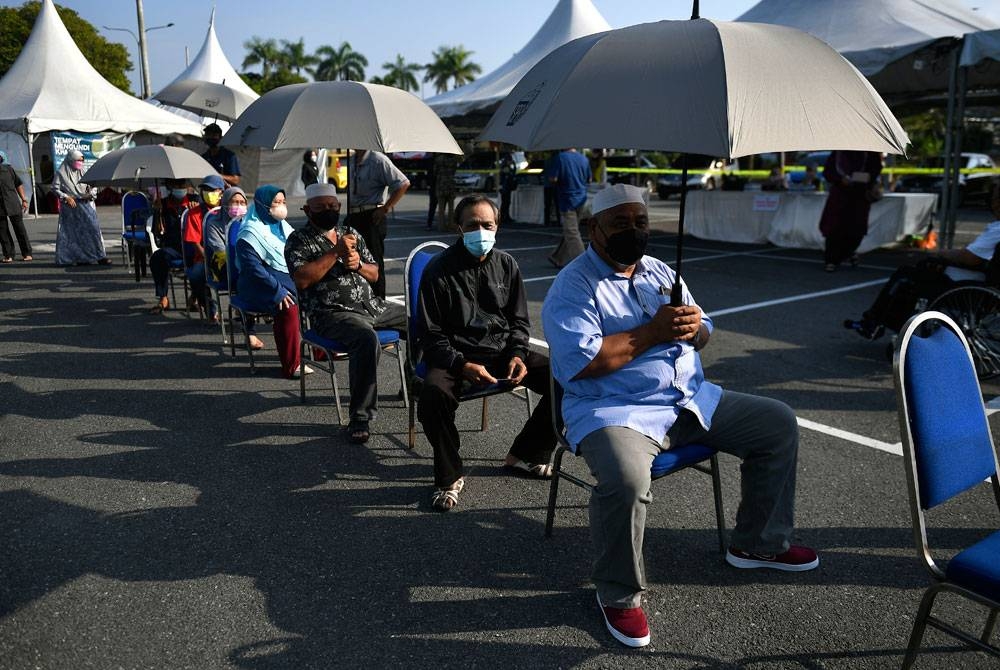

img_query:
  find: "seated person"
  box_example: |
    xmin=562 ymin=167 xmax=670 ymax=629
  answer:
xmin=416 ymin=194 xmax=556 ymax=512
xmin=148 ymin=179 xmax=195 ymax=313
xmin=235 ymin=185 xmax=305 ymax=379
xmin=285 ymin=183 xmax=407 ymax=444
xmin=542 ymin=184 xmax=818 ymax=649
xmin=845 ymin=181 xmax=1000 ymax=339
xmin=790 ymin=165 xmax=820 ymax=191
xmin=183 ymin=174 xmax=225 ymax=320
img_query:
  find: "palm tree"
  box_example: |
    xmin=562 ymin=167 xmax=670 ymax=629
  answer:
xmin=312 ymin=42 xmax=368 ymax=82
xmin=281 ymin=38 xmax=318 ymax=76
xmin=424 ymin=45 xmax=481 ymax=94
xmin=380 ymin=54 xmax=422 ymax=92
xmin=242 ymin=36 xmax=282 ymax=79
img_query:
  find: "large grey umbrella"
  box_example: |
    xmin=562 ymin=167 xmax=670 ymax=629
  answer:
xmin=153 ymin=79 xmax=258 ymax=123
xmin=481 ymin=12 xmax=909 ymax=303
xmin=222 ymin=81 xmax=462 ymax=209
xmin=82 ymin=145 xmax=219 ymax=187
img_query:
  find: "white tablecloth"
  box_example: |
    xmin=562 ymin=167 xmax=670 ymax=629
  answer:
xmin=686 ymin=191 xmax=938 ymax=251
xmin=511 ymin=185 xmax=545 ymax=224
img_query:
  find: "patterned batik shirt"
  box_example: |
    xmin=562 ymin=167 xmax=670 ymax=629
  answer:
xmin=284 ymin=223 xmax=387 ymax=318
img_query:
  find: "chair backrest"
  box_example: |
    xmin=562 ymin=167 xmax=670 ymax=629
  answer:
xmin=225 ymin=219 xmax=243 ymax=293
xmin=893 ymin=310 xmax=1000 ymax=572
xmin=403 ymin=241 xmax=449 ymax=369
xmin=121 ymin=191 xmax=150 ymax=235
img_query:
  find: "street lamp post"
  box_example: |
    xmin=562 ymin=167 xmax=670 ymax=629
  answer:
xmin=102 ymin=19 xmax=174 ymax=98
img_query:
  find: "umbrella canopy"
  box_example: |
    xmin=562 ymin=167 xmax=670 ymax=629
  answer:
xmin=222 ymin=81 xmax=462 ymax=154
xmin=82 ymin=145 xmax=219 ymax=187
xmin=153 ymin=78 xmax=257 ymax=123
xmin=481 ymin=18 xmax=909 ymax=157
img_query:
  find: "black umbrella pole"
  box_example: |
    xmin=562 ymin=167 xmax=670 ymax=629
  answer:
xmin=671 ymin=165 xmax=688 ymax=307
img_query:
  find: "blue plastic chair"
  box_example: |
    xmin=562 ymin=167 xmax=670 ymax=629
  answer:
xmin=120 ymin=191 xmax=155 ymax=280
xmin=299 ymin=312 xmax=408 ymax=425
xmin=403 ymin=241 xmax=533 ymax=450
xmin=893 ymin=310 xmax=1000 ymax=667
xmin=202 ymin=209 xmax=230 ymax=346
xmin=544 ymin=374 xmax=726 ymax=548
xmin=226 ymin=219 xmax=273 ymax=374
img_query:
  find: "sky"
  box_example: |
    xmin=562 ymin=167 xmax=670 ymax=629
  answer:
xmin=9 ymin=0 xmax=1000 ymax=97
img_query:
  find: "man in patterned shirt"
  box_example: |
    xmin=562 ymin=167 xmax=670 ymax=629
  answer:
xmin=285 ymin=183 xmax=406 ymax=443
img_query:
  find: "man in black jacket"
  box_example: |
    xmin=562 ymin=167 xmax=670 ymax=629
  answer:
xmin=417 ymin=194 xmax=555 ymax=512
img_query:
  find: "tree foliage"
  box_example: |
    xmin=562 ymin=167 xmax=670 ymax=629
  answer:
xmin=312 ymin=42 xmax=368 ymax=82
xmin=379 ymin=54 xmax=422 ymax=92
xmin=240 ymin=36 xmax=311 ymax=94
xmin=0 ymin=1 xmax=133 ymax=93
xmin=424 ymin=45 xmax=481 ymax=94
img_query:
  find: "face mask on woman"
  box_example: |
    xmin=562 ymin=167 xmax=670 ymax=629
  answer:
xmin=269 ymin=203 xmax=288 ymax=221
xmin=201 ymin=190 xmax=222 ymax=207
xmin=71 ymin=160 xmax=85 ymax=171
xmin=227 ymin=204 xmax=247 ymax=219
xmin=462 ymin=228 xmax=496 ymax=257
xmin=170 ymin=189 xmax=187 ymax=200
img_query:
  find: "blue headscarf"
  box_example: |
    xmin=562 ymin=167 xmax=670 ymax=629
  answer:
xmin=236 ymin=185 xmax=293 ymax=273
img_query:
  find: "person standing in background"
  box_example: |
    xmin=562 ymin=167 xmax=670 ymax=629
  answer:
xmin=818 ymin=150 xmax=882 ymax=272
xmin=548 ymin=148 xmax=591 ymax=268
xmin=201 ymin=123 xmax=241 ymax=188
xmin=301 ymin=150 xmax=320 ymax=188
xmin=53 ymin=150 xmax=110 ymax=266
xmin=0 ymin=150 xmax=32 ymax=262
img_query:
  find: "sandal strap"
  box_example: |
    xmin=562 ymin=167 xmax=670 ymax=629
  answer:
xmin=431 ymin=488 xmax=460 ymax=510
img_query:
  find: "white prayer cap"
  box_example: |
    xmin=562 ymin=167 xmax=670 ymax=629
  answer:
xmin=591 ymin=183 xmax=648 ymax=216
xmin=305 ymin=182 xmax=338 ymax=200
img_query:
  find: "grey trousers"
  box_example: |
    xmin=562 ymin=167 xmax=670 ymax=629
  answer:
xmin=311 ymin=303 xmax=406 ymax=425
xmin=549 ymin=207 xmax=586 ymax=267
xmin=579 ymin=390 xmax=799 ymax=608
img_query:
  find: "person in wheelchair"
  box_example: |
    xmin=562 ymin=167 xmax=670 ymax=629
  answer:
xmin=542 ymin=184 xmax=818 ymax=648
xmin=844 ymin=181 xmax=1000 ymax=340
xmin=284 ymin=183 xmax=407 ymax=444
xmin=416 ymin=194 xmax=556 ymax=512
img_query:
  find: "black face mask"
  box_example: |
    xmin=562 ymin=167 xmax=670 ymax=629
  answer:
xmin=601 ymin=227 xmax=649 ymax=267
xmin=310 ymin=208 xmax=341 ymax=231
xmin=204 ymin=137 xmax=220 ymax=148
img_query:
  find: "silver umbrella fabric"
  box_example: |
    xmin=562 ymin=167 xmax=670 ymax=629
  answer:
xmin=222 ymin=81 xmax=462 ymax=154
xmin=481 ymin=19 xmax=909 ymax=157
xmin=153 ymin=79 xmax=258 ymax=123
xmin=82 ymin=145 xmax=219 ymax=187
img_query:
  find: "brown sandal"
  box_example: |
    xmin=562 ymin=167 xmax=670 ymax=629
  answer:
xmin=150 ymin=297 xmax=169 ymax=314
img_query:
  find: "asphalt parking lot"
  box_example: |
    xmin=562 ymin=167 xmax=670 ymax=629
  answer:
xmin=1 ymin=193 xmax=998 ymax=669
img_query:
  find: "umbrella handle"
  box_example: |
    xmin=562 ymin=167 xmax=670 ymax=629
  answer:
xmin=671 ymin=162 xmax=688 ymax=307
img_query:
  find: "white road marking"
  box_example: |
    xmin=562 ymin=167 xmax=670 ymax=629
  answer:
xmin=796 ymin=417 xmax=903 ymax=456
xmin=708 ymin=280 xmax=886 ymax=317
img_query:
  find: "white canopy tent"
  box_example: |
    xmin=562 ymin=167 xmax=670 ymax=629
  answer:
xmin=736 ymin=0 xmax=1000 ymax=247
xmin=426 ymin=0 xmax=610 ymax=130
xmin=151 ymin=9 xmax=309 ymax=196
xmin=0 ymin=0 xmax=202 ymax=212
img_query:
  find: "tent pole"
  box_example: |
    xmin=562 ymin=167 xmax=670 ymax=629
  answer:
xmin=670 ymin=161 xmax=688 ymax=307
xmin=939 ymin=45 xmax=958 ymax=249
xmin=946 ymin=62 xmax=968 ymax=250
xmin=25 ymin=124 xmax=38 ymax=218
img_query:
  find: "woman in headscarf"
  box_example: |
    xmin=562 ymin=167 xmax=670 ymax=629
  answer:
xmin=203 ymin=186 xmax=259 ymax=343
xmin=235 ymin=185 xmax=305 ymax=378
xmin=53 ymin=149 xmax=111 ymax=266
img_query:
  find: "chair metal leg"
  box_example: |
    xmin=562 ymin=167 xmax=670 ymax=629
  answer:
xmin=228 ymin=304 xmax=237 ymax=357
xmin=903 ymin=585 xmax=941 ymax=669
xmin=709 ymin=454 xmax=727 ymax=554
xmin=329 ymin=357 xmax=344 ymax=425
xmin=544 ymin=446 xmax=569 ymax=538
xmin=394 ymin=343 xmax=409 ymax=408
xmin=408 ymin=398 xmax=417 ymax=449
xmin=984 ymin=607 xmax=999 ymax=644
xmin=169 ymin=273 xmax=178 ymax=311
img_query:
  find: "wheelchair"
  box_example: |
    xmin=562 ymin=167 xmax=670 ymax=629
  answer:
xmin=925 ymin=282 xmax=1000 ymax=380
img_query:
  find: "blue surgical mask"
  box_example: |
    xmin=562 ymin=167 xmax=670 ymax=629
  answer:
xmin=463 ymin=228 xmax=496 ymax=257
xmin=170 ymin=189 xmax=187 ymax=200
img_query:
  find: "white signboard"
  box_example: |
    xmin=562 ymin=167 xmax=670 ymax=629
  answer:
xmin=752 ymin=194 xmax=781 ymax=212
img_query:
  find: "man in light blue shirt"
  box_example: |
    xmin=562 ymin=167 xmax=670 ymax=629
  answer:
xmin=542 ymin=184 xmax=818 ymax=649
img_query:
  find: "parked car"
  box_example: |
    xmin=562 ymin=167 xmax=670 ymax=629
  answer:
xmin=656 ymin=155 xmax=733 ymax=199
xmin=893 ymin=153 xmax=997 ymax=204
xmin=606 ymin=153 xmax=657 ymax=191
xmin=454 ymin=151 xmax=526 ymax=192
xmin=389 ymin=152 xmax=432 ymax=191
xmin=325 ymin=150 xmax=348 ymax=190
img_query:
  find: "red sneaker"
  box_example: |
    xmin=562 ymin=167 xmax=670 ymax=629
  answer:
xmin=596 ymin=593 xmax=650 ymax=647
xmin=726 ymin=545 xmax=819 ymax=572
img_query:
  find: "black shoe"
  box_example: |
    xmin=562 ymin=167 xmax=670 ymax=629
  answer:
xmin=843 ymin=319 xmax=884 ymax=340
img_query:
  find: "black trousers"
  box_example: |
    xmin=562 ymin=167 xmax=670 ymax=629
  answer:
xmin=863 ymin=264 xmax=955 ymax=332
xmin=0 ymin=213 xmax=31 ymax=258
xmin=417 ymin=349 xmax=555 ymax=488
xmin=823 ymin=228 xmax=866 ymax=266
xmin=344 ymin=209 xmax=387 ymax=299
